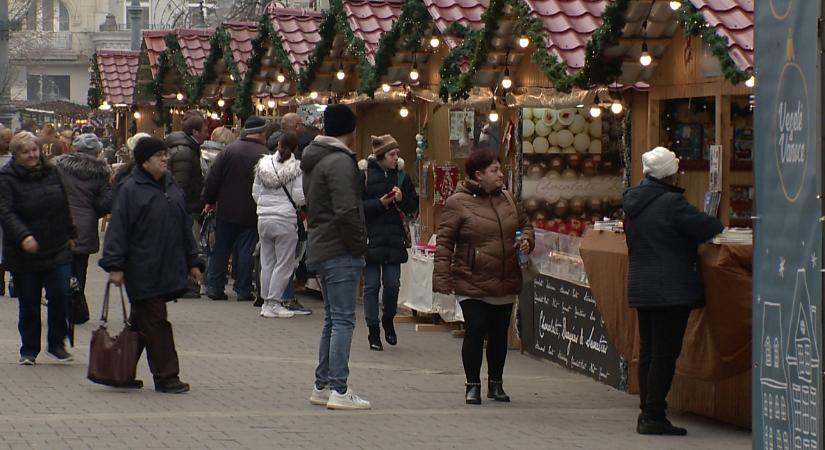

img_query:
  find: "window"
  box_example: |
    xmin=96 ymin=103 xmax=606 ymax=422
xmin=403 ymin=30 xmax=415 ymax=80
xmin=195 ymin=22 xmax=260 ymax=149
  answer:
xmin=26 ymin=75 xmax=70 ymax=101
xmin=25 ymin=0 xmax=70 ymax=32
xmin=124 ymin=1 xmax=151 ymax=29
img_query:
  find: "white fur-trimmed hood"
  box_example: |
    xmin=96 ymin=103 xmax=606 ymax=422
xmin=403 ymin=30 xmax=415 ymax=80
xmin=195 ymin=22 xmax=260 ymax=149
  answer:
xmin=357 ymin=154 xmax=405 ymax=172
xmin=255 ymin=153 xmax=302 ymax=189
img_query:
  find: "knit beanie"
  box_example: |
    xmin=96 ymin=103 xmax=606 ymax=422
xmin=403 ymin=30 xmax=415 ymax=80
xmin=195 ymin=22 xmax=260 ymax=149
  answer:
xmin=242 ymin=116 xmax=267 ymax=137
xmin=323 ymin=105 xmax=357 ymax=137
xmin=72 ymin=133 xmax=102 ymax=155
xmin=371 ymin=134 xmax=399 ymax=158
xmin=133 ymin=136 xmax=167 ymax=165
xmin=642 ymin=146 xmax=680 ymax=180
xmin=127 ymin=132 xmax=152 ymax=151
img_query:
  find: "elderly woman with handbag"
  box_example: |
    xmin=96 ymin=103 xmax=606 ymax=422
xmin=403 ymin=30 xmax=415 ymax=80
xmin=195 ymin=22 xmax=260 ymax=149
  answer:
xmin=432 ymin=148 xmax=534 ymax=405
xmin=252 ymin=132 xmax=307 ymax=318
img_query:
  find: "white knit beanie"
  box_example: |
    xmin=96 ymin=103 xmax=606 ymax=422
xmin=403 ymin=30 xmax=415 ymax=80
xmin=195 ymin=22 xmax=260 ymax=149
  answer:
xmin=127 ymin=132 xmax=152 ymax=152
xmin=642 ymin=146 xmax=680 ymax=179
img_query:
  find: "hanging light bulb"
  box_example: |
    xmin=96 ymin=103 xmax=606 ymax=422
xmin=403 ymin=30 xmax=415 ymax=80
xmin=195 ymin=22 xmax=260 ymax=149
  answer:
xmin=217 ymin=98 xmax=226 ymax=108
xmin=611 ymin=99 xmax=624 ymax=114
xmin=501 ymin=67 xmax=512 ymax=89
xmin=639 ymin=42 xmax=652 ymax=66
xmin=336 ymin=64 xmax=346 ymax=80
xmin=669 ymin=1 xmax=681 ymax=10
xmin=745 ymin=75 xmax=756 ymax=88
xmin=133 ymin=111 xmax=141 ymax=119
xmin=310 ymin=91 xmax=318 ymax=100
xmin=518 ymin=35 xmax=530 ymax=48
xmin=399 ymin=102 xmax=409 ymax=118
xmin=230 ymin=74 xmax=235 ymax=81
xmin=589 ymin=105 xmax=602 ymax=118
xmin=381 ymin=83 xmax=391 ymax=93
xmin=429 ymin=36 xmax=440 ymax=48
xmin=256 ymin=101 xmax=264 ymax=112
xmin=211 ymin=112 xmax=219 ymax=120
xmin=409 ymin=62 xmax=419 ymax=81
xmin=176 ymin=92 xmax=184 ymax=101
xmin=267 ymin=98 xmax=276 ymax=109
xmin=276 ymin=70 xmax=286 ymax=83
xmin=99 ymin=100 xmax=110 ymax=111
xmin=488 ymin=101 xmax=499 ymax=123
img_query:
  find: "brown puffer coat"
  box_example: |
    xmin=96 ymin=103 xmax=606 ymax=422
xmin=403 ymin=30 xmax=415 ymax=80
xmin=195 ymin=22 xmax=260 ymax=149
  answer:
xmin=432 ymin=180 xmax=534 ymax=298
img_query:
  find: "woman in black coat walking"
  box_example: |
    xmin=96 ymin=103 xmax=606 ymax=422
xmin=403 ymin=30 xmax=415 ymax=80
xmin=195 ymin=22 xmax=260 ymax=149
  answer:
xmin=0 ymin=131 xmax=77 ymax=365
xmin=359 ymin=135 xmax=418 ymax=351
xmin=99 ymin=137 xmax=203 ymax=393
xmin=623 ymin=146 xmax=723 ymax=436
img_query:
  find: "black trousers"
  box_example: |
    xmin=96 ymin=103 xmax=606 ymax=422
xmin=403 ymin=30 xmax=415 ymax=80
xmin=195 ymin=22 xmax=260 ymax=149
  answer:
xmin=129 ymin=298 xmax=181 ymax=385
xmin=636 ymin=306 xmax=692 ymax=420
xmin=71 ymin=254 xmax=90 ymax=294
xmin=459 ymin=300 xmax=513 ymax=384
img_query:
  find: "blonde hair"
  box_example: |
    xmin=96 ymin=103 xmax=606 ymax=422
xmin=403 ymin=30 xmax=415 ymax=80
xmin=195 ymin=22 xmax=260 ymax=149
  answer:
xmin=0 ymin=128 xmax=13 ymax=155
xmin=210 ymin=126 xmax=236 ymax=146
xmin=10 ymin=131 xmax=38 ymax=156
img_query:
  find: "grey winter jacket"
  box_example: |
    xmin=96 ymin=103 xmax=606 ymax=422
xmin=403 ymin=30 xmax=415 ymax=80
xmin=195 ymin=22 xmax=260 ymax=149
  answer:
xmin=300 ymin=136 xmax=367 ymax=267
xmin=165 ymin=131 xmax=203 ymax=214
xmin=54 ymin=153 xmax=113 ymax=255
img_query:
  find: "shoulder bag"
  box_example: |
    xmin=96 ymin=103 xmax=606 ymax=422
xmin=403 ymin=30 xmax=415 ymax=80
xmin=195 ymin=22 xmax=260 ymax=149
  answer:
xmin=87 ymin=282 xmax=142 ymax=388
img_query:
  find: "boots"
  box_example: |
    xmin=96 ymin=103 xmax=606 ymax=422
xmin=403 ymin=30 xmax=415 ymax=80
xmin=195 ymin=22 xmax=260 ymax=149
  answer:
xmin=368 ymin=325 xmax=383 ymax=351
xmin=0 ymin=268 xmax=5 ymax=296
xmin=465 ymin=383 xmax=481 ymax=405
xmin=382 ymin=319 xmax=397 ymax=346
xmin=487 ymin=380 xmax=510 ymax=402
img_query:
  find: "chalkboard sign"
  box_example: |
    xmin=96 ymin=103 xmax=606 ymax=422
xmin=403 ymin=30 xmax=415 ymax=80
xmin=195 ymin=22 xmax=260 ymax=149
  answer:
xmin=529 ymin=274 xmax=627 ymax=390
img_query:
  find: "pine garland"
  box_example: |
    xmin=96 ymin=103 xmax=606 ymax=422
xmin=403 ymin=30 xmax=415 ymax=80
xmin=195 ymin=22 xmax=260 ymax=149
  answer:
xmin=87 ymin=54 xmax=104 ymax=109
xmin=676 ymin=2 xmax=749 ymax=83
xmin=296 ymin=5 xmax=339 ymax=93
xmin=193 ymin=26 xmax=236 ymax=102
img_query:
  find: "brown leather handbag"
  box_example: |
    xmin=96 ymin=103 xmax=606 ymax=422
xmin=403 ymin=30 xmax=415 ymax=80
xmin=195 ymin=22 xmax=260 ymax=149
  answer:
xmin=87 ymin=282 xmax=141 ymax=388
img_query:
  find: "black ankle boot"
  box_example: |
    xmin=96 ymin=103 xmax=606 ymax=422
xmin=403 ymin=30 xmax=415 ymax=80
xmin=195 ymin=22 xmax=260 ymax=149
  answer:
xmin=465 ymin=383 xmax=482 ymax=405
xmin=382 ymin=319 xmax=397 ymax=346
xmin=368 ymin=325 xmax=383 ymax=351
xmin=487 ymin=380 xmax=510 ymax=402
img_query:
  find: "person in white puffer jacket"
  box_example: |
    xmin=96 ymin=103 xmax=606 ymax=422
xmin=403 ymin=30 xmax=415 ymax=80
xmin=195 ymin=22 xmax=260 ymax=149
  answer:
xmin=252 ymin=132 xmax=305 ymax=318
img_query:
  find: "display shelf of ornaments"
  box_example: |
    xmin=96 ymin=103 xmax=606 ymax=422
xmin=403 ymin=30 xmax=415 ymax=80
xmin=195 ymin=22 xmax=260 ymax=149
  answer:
xmin=520 ymin=107 xmax=626 ymax=238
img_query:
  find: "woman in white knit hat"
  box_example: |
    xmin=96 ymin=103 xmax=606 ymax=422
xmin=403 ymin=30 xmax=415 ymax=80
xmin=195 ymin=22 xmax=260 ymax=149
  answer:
xmin=622 ymin=146 xmax=723 ymax=436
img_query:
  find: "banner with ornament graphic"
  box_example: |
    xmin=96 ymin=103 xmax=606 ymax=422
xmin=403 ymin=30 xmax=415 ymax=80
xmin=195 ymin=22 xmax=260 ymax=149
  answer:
xmin=753 ymin=0 xmax=823 ymax=447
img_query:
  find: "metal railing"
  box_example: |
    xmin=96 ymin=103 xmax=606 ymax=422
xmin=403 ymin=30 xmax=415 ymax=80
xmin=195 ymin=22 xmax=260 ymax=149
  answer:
xmin=11 ymin=31 xmax=73 ymax=51
xmin=117 ymin=23 xmax=175 ymax=31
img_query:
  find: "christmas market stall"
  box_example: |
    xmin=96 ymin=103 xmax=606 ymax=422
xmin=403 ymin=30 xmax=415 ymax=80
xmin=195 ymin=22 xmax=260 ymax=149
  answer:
xmin=88 ymin=49 xmax=141 ymax=147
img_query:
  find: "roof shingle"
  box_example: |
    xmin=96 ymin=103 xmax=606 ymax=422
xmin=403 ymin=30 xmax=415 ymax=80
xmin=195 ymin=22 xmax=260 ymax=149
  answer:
xmin=690 ymin=0 xmax=753 ymax=71
xmin=224 ymin=22 xmax=259 ymax=78
xmin=97 ymin=50 xmax=141 ymax=105
xmin=176 ymin=29 xmax=213 ymax=77
xmin=524 ymin=0 xmax=608 ymax=73
xmin=343 ymin=0 xmax=404 ymax=64
xmin=267 ymin=7 xmax=325 ymax=71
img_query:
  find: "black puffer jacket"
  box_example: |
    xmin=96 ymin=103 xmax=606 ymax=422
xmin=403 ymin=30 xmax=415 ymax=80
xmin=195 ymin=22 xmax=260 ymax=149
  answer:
xmin=99 ymin=167 xmax=204 ymax=303
xmin=0 ymin=157 xmax=76 ymax=272
xmin=165 ymin=131 xmax=203 ymax=213
xmin=362 ymin=157 xmax=418 ymax=264
xmin=54 ymin=153 xmax=113 ymax=255
xmin=623 ymin=176 xmax=724 ymax=309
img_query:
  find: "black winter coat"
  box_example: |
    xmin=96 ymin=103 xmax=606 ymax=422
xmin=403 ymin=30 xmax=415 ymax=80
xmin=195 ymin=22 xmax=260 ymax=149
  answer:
xmin=362 ymin=158 xmax=418 ymax=264
xmin=202 ymin=137 xmax=267 ymax=227
xmin=54 ymin=153 xmax=113 ymax=255
xmin=623 ymin=176 xmax=724 ymax=309
xmin=99 ymin=167 xmax=204 ymax=303
xmin=165 ymin=131 xmax=204 ymax=214
xmin=0 ymin=157 xmax=76 ymax=272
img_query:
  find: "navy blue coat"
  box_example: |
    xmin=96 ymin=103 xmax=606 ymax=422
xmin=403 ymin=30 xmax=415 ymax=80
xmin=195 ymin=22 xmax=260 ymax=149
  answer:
xmin=362 ymin=158 xmax=419 ymax=265
xmin=99 ymin=167 xmax=204 ymax=303
xmin=623 ymin=176 xmax=724 ymax=309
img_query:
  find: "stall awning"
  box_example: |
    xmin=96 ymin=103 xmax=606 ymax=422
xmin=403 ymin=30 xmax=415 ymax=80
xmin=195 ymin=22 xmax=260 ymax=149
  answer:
xmin=224 ymin=22 xmax=259 ymax=79
xmin=97 ymin=50 xmax=140 ymax=105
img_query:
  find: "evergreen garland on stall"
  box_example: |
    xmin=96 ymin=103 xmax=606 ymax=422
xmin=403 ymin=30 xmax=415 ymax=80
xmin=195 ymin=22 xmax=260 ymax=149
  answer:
xmin=87 ymin=54 xmax=104 ymax=109
xmin=192 ymin=26 xmax=238 ymax=102
xmin=675 ymin=2 xmax=749 ymax=83
xmin=296 ymin=6 xmax=339 ymax=93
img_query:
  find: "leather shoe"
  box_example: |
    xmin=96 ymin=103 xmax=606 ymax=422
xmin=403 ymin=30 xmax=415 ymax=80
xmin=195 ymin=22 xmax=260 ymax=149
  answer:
xmin=487 ymin=380 xmax=510 ymax=402
xmin=637 ymin=417 xmax=687 ymax=436
xmin=155 ymin=379 xmax=190 ymax=394
xmin=465 ymin=383 xmax=482 ymax=405
xmin=383 ymin=320 xmax=397 ymax=346
xmin=207 ymin=291 xmax=228 ymax=301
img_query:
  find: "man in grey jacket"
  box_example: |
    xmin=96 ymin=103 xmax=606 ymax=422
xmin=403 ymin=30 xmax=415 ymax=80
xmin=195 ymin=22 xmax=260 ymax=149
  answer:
xmin=302 ymin=105 xmax=370 ymax=410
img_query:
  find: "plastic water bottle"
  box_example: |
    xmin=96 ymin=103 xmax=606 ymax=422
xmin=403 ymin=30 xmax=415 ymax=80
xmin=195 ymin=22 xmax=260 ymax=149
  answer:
xmin=515 ymin=230 xmax=529 ymax=269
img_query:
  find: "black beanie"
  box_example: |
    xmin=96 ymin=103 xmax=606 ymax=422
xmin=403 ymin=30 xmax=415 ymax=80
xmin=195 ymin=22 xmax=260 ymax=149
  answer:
xmin=133 ymin=136 xmax=167 ymax=165
xmin=323 ymin=105 xmax=356 ymax=137
xmin=242 ymin=116 xmax=268 ymax=136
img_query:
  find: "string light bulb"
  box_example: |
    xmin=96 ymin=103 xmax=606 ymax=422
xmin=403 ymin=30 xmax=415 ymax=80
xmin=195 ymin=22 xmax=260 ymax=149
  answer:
xmin=176 ymin=92 xmax=184 ymax=101
xmin=229 ymin=74 xmax=235 ymax=81
xmin=409 ymin=62 xmax=419 ymax=81
xmin=611 ymin=100 xmax=624 ymax=114
xmin=276 ymin=71 xmax=286 ymax=83
xmin=267 ymin=98 xmax=276 ymax=109
xmin=381 ymin=83 xmax=391 ymax=93
xmin=589 ymin=105 xmax=602 ymax=118
xmin=310 ymin=91 xmax=318 ymax=100
xmin=257 ymin=102 xmax=264 ymax=112
xmin=429 ymin=36 xmax=440 ymax=48
xmin=133 ymin=111 xmax=141 ymax=119
xmin=217 ymin=98 xmax=225 ymax=108
xmin=639 ymin=43 xmax=652 ymax=66
xmin=488 ymin=101 xmax=499 ymax=123
xmin=210 ymin=112 xmax=219 ymax=120
xmin=669 ymin=1 xmax=681 ymax=10
xmin=336 ymin=64 xmax=346 ymax=80
xmin=518 ymin=35 xmax=530 ymax=48
xmin=99 ymin=101 xmax=110 ymax=111
xmin=745 ymin=75 xmax=756 ymax=88
xmin=399 ymin=102 xmax=409 ymax=118
xmin=501 ymin=67 xmax=512 ymax=89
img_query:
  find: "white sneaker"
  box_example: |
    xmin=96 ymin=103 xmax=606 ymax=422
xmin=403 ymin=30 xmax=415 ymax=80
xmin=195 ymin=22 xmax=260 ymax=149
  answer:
xmin=263 ymin=302 xmax=295 ymax=318
xmin=260 ymin=299 xmax=271 ymax=317
xmin=309 ymin=386 xmax=330 ymax=405
xmin=326 ymin=388 xmax=371 ymax=410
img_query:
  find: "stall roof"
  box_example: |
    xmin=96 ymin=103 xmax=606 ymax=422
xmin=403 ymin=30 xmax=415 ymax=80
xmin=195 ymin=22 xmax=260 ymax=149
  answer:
xmin=143 ymin=30 xmax=170 ymax=78
xmin=343 ymin=0 xmax=404 ymax=64
xmin=690 ymin=0 xmax=753 ymax=71
xmin=224 ymin=22 xmax=259 ymax=78
xmin=422 ymin=0 xmax=488 ymax=48
xmin=267 ymin=6 xmax=324 ymax=71
xmin=524 ymin=0 xmax=608 ymax=73
xmin=97 ymin=50 xmax=141 ymax=105
xmin=177 ymin=29 xmax=213 ymax=77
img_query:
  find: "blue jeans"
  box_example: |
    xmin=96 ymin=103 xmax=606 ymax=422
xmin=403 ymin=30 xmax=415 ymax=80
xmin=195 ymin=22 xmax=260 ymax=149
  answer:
xmin=12 ymin=263 xmax=71 ymax=357
xmin=363 ymin=263 xmax=401 ymax=327
xmin=207 ymin=219 xmax=259 ymax=297
xmin=313 ymin=255 xmax=365 ymax=394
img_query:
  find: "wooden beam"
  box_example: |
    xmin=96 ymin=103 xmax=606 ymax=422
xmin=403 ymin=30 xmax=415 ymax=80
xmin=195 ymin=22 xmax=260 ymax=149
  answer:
xmin=618 ymin=37 xmax=672 ymax=46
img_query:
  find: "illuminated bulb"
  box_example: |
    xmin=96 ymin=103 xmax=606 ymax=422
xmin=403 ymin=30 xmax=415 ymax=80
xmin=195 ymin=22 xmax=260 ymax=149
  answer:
xmin=429 ymin=36 xmax=440 ymax=48
xmin=217 ymin=98 xmax=225 ymax=108
xmin=669 ymin=1 xmax=681 ymax=10
xmin=176 ymin=92 xmax=184 ymax=101
xmin=488 ymin=101 xmax=499 ymax=123
xmin=610 ymin=100 xmax=623 ymax=114
xmin=381 ymin=83 xmax=391 ymax=93
xmin=501 ymin=67 xmax=512 ymax=89
xmin=99 ymin=101 xmax=110 ymax=110
xmin=230 ymin=74 xmax=235 ymax=81
xmin=518 ymin=36 xmax=530 ymax=48
xmin=336 ymin=64 xmax=346 ymax=80
xmin=267 ymin=98 xmax=276 ymax=109
xmin=589 ymin=105 xmax=602 ymax=118
xmin=133 ymin=111 xmax=141 ymax=119
xmin=310 ymin=91 xmax=318 ymax=100
xmin=276 ymin=72 xmax=286 ymax=83
xmin=639 ymin=43 xmax=652 ymax=66
xmin=745 ymin=75 xmax=755 ymax=88
xmin=409 ymin=63 xmax=419 ymax=81
xmin=399 ymin=104 xmax=409 ymax=118
xmin=210 ymin=113 xmax=219 ymax=120
xmin=257 ymin=102 xmax=264 ymax=112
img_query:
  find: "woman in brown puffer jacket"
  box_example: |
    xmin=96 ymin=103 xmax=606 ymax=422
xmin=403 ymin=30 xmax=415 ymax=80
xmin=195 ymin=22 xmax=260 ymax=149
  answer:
xmin=432 ymin=148 xmax=534 ymax=405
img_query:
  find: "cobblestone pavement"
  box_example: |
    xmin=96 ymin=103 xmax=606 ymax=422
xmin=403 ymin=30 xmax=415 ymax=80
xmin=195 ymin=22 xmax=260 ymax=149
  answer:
xmin=0 ymin=259 xmax=751 ymax=449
